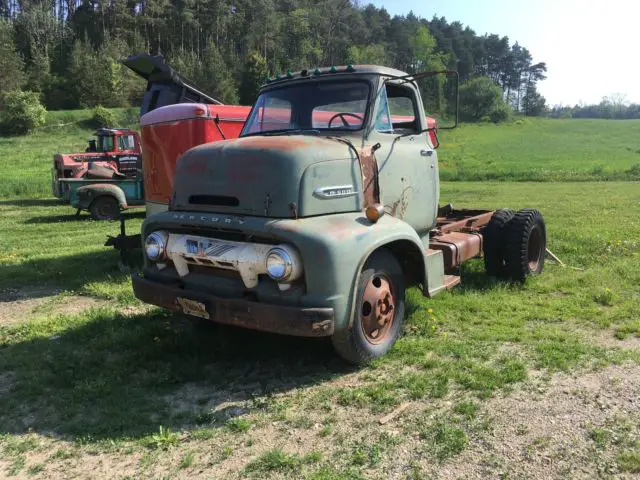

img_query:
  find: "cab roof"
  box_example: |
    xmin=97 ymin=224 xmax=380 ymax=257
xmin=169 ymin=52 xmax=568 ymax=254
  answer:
xmin=262 ymin=65 xmax=410 ymax=89
xmin=94 ymin=128 xmax=137 ymax=136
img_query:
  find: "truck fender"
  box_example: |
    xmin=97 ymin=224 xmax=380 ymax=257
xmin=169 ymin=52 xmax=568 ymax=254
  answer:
xmin=344 ymin=221 xmax=427 ymax=330
xmin=271 ymin=212 xmax=429 ymax=332
xmin=75 ymin=183 xmax=128 ymax=210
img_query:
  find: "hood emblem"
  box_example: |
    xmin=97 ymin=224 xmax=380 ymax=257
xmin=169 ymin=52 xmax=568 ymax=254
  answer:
xmin=313 ymin=185 xmax=358 ymax=199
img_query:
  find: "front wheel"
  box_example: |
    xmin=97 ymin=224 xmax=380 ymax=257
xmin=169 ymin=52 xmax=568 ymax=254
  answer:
xmin=90 ymin=196 xmax=120 ymax=221
xmin=331 ymin=250 xmax=405 ymax=365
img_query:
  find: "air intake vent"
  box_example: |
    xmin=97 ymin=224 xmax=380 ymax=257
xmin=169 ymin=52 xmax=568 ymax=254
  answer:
xmin=189 ymin=195 xmax=240 ymax=207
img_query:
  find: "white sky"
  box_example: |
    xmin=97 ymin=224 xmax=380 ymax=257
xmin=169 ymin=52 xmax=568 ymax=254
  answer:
xmin=371 ymin=0 xmax=639 ymax=106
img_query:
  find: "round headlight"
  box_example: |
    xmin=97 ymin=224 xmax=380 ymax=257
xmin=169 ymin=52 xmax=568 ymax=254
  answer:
xmin=145 ymin=231 xmax=167 ymax=261
xmin=265 ymin=247 xmax=293 ymax=281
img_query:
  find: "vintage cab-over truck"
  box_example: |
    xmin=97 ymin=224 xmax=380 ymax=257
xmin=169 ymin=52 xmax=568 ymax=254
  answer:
xmin=132 ymin=65 xmax=547 ymax=364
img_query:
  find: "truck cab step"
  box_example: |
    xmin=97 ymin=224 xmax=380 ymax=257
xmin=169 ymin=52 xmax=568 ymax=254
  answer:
xmin=442 ymin=274 xmax=461 ymax=289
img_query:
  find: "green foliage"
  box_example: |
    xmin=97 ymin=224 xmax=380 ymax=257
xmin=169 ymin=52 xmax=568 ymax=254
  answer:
xmin=244 ymin=449 xmax=320 ymax=474
xmin=488 ymin=101 xmax=512 ymax=123
xmin=347 ymin=44 xmax=387 ymax=65
xmin=0 ymin=20 xmax=24 ymax=94
xmin=460 ymin=76 xmax=509 ymax=122
xmin=617 ymin=451 xmax=640 ymax=473
xmin=1 ymin=1 xmax=547 ymax=117
xmin=239 ymin=50 xmax=268 ymax=105
xmin=0 ymin=90 xmax=46 ymax=135
xmin=522 ymin=84 xmax=547 ymax=116
xmin=167 ymin=46 xmax=239 ymax=105
xmin=225 ymin=417 xmax=252 ymax=433
xmin=420 ymin=421 xmax=469 ymax=461
xmin=142 ymin=426 xmax=180 ymax=450
xmin=92 ymin=105 xmax=117 ymax=128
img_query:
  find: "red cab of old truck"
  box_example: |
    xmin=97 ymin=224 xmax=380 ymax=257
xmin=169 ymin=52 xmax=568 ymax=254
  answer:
xmin=139 ymin=103 xmax=251 ymax=216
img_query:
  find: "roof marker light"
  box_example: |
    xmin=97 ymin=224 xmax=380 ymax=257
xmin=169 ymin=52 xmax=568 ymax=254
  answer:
xmin=286 ymin=70 xmax=293 ymax=78
xmin=301 ymin=69 xmax=309 ymax=77
xmin=346 ymin=64 xmax=355 ymax=72
xmin=330 ymin=66 xmax=337 ymax=73
xmin=313 ymin=68 xmax=321 ymax=75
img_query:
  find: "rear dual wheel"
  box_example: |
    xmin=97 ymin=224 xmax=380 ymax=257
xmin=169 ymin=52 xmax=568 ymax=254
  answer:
xmin=484 ymin=208 xmax=546 ymax=281
xmin=332 ymin=250 xmax=405 ymax=365
xmin=504 ymin=209 xmax=546 ymax=281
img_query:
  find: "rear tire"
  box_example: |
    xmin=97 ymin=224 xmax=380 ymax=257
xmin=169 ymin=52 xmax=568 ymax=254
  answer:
xmin=504 ymin=209 xmax=546 ymax=282
xmin=331 ymin=250 xmax=405 ymax=365
xmin=483 ymin=209 xmax=514 ymax=278
xmin=90 ymin=196 xmax=120 ymax=221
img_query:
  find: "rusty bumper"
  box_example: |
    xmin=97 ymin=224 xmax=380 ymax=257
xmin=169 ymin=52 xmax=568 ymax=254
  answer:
xmin=132 ymin=274 xmax=335 ymax=337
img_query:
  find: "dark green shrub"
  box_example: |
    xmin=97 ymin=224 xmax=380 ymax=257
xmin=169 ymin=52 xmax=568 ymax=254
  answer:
xmin=489 ymin=102 xmax=511 ymax=123
xmin=92 ymin=105 xmax=116 ymax=128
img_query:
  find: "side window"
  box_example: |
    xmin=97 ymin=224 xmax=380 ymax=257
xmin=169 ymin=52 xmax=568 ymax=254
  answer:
xmin=118 ymin=135 xmax=135 ymax=150
xmin=387 ymin=85 xmax=418 ymax=133
xmin=374 ymin=86 xmax=392 ymax=132
xmin=98 ymin=136 xmax=114 ymax=152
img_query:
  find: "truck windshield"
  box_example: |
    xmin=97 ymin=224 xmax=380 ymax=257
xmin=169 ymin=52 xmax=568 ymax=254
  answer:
xmin=241 ymin=81 xmax=370 ymax=136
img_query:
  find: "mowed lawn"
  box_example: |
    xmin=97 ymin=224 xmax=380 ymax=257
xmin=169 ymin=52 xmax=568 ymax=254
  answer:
xmin=0 ymin=114 xmax=639 ymax=478
xmin=439 ymin=118 xmax=640 ymax=181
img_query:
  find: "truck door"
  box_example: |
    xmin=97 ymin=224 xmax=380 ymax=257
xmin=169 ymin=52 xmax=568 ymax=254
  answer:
xmin=115 ymin=133 xmax=142 ymax=176
xmin=367 ymin=81 xmax=438 ymax=234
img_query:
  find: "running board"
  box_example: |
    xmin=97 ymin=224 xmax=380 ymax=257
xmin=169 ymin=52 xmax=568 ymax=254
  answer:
xmin=443 ymin=275 xmax=461 ymax=289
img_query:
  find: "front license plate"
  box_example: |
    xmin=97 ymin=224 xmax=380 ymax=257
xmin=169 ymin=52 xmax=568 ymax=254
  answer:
xmin=176 ymin=297 xmax=210 ymax=320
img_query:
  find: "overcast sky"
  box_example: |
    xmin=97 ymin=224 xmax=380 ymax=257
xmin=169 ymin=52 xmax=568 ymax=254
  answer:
xmin=371 ymin=0 xmax=638 ymax=106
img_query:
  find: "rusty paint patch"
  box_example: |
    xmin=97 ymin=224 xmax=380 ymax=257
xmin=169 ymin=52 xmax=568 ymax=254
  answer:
xmin=386 ymin=184 xmax=413 ymax=219
xmin=235 ymin=135 xmax=326 ymax=151
xmin=358 ymin=146 xmax=380 ymax=207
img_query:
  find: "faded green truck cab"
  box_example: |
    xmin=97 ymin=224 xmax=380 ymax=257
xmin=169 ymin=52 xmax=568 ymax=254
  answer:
xmin=132 ymin=65 xmax=547 ymax=364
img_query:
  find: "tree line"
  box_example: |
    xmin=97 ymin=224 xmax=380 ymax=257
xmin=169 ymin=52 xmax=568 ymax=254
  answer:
xmin=550 ymin=95 xmax=640 ymax=120
xmin=1 ymin=0 xmax=549 ymax=121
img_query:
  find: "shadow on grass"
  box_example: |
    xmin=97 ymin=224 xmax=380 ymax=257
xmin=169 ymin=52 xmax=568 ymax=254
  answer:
xmin=0 ymin=198 xmax=63 ymax=207
xmin=0 ymin=249 xmax=140 ymax=293
xmin=24 ymin=210 xmax=146 ymax=224
xmin=0 ymin=309 xmax=349 ymax=440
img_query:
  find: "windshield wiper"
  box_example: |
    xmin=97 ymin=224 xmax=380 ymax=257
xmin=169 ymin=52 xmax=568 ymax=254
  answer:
xmin=242 ymin=128 xmax=323 ymax=137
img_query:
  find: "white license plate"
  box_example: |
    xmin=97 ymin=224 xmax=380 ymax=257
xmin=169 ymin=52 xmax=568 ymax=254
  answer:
xmin=176 ymin=297 xmax=209 ymax=319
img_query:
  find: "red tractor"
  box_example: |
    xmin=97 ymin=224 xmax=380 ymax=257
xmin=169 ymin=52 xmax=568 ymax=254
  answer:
xmin=52 ymin=128 xmax=142 ymax=201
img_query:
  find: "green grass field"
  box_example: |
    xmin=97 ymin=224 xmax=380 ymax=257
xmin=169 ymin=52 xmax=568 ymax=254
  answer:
xmin=0 ymin=108 xmax=139 ymax=199
xmin=439 ymin=118 xmax=640 ymax=181
xmin=0 ymin=112 xmax=639 ymax=478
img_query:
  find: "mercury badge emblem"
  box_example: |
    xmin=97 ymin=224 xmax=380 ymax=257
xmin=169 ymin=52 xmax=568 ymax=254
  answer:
xmin=313 ymin=185 xmax=359 ymax=199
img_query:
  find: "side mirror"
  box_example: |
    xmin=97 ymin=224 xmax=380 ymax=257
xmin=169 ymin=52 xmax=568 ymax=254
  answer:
xmin=390 ymin=71 xmax=459 ymax=130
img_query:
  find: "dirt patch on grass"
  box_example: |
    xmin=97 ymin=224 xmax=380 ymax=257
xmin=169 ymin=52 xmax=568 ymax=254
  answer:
xmin=591 ymin=330 xmax=640 ymax=350
xmin=0 ymin=288 xmax=109 ymax=326
xmin=435 ymin=362 xmax=640 ymax=479
xmin=2 ymin=362 xmax=639 ymax=479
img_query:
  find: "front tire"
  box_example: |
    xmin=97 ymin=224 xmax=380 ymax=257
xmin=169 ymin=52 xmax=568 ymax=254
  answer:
xmin=331 ymin=250 xmax=405 ymax=365
xmin=90 ymin=196 xmax=120 ymax=221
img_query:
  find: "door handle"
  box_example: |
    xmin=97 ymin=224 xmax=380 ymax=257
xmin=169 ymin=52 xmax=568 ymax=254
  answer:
xmin=420 ymin=149 xmax=433 ymax=157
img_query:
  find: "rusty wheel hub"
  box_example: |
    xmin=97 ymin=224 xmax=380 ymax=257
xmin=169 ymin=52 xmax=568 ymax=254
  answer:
xmin=360 ymin=274 xmax=395 ymax=344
